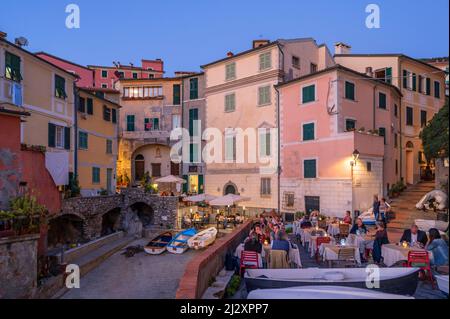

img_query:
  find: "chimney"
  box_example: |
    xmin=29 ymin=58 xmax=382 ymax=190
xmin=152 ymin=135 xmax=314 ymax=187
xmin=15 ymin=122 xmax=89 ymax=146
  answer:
xmin=365 ymin=67 xmax=373 ymax=77
xmin=0 ymin=31 xmax=7 ymax=39
xmin=252 ymin=39 xmax=270 ymax=49
xmin=334 ymin=42 xmax=352 ymax=55
xmin=227 ymin=51 xmax=234 ymax=57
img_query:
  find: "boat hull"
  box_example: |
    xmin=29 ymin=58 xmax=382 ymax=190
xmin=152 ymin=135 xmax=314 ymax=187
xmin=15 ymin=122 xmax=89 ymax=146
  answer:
xmin=144 ymin=232 xmax=173 ymax=255
xmin=187 ymin=227 xmax=217 ymax=249
xmin=144 ymin=246 xmax=167 ymax=255
xmin=435 ymin=275 xmax=449 ymax=295
xmin=245 ymin=268 xmax=420 ymax=296
xmin=167 ymin=228 xmax=197 ymax=254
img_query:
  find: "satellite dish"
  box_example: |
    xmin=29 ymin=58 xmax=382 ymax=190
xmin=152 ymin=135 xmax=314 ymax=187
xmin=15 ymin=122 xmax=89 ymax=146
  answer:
xmin=15 ymin=37 xmax=29 ymax=47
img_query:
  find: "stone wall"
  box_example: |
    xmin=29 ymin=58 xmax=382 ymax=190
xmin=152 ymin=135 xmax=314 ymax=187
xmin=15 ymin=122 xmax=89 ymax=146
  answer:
xmin=435 ymin=158 xmax=449 ymax=192
xmin=0 ymin=234 xmax=40 ymax=299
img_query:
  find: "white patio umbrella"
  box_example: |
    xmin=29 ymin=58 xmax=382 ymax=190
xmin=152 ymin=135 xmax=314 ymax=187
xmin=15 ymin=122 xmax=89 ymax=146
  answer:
xmin=154 ymin=175 xmax=186 ymax=184
xmin=183 ymin=193 xmax=218 ymax=203
xmin=209 ymin=194 xmax=251 ymax=206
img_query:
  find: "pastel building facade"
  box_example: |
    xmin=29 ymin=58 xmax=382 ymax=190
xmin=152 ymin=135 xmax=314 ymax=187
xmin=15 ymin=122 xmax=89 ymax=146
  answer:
xmin=0 ymin=34 xmax=76 ymax=188
xmin=202 ymin=38 xmax=334 ymax=215
xmin=278 ymin=65 xmax=402 ymax=216
xmin=77 ymin=88 xmax=120 ymax=196
xmin=115 ymin=77 xmax=182 ymax=184
xmin=335 ymin=47 xmax=447 ymax=185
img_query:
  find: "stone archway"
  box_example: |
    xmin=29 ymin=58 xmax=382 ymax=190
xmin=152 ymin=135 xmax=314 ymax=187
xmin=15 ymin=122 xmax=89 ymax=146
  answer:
xmin=101 ymin=207 xmax=122 ymax=236
xmin=223 ymin=182 xmax=238 ymax=195
xmin=130 ymin=202 xmax=154 ymax=227
xmin=47 ymin=214 xmax=86 ymax=248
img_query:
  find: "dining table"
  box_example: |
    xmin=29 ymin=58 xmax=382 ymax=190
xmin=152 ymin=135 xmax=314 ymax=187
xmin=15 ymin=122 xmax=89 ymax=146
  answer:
xmin=309 ymin=235 xmax=336 ymax=257
xmin=319 ymin=243 xmax=362 ymax=266
xmin=327 ymin=223 xmax=341 ymax=236
xmin=234 ymin=241 xmax=302 ymax=268
xmin=300 ymin=228 xmax=327 ymax=248
xmin=381 ymin=243 xmax=433 ymax=267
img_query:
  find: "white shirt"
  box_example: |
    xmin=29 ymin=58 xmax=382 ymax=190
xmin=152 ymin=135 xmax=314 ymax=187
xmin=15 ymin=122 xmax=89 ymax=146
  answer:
xmin=411 ymin=233 xmax=418 ymax=245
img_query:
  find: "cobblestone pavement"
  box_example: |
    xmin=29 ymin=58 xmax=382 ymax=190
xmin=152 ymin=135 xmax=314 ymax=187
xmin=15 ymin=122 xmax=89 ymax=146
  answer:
xmin=61 ymin=238 xmax=197 ymax=299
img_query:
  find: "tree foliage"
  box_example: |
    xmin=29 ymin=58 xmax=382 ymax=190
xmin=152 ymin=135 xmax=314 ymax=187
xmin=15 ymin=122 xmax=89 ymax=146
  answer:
xmin=421 ymin=101 xmax=449 ymax=160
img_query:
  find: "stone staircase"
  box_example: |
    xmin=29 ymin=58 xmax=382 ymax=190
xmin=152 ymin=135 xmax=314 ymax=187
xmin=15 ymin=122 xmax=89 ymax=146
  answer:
xmin=388 ymin=181 xmax=437 ymax=242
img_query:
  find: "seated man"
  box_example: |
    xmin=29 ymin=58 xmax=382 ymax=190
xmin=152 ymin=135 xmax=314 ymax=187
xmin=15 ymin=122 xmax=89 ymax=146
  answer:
xmin=300 ymin=216 xmax=312 ymax=229
xmin=350 ymin=218 xmax=367 ymax=235
xmin=271 ymin=231 xmax=290 ymax=254
xmin=343 ymin=211 xmax=352 ymax=224
xmin=400 ymin=224 xmax=428 ymax=247
xmin=244 ymin=233 xmax=262 ymax=254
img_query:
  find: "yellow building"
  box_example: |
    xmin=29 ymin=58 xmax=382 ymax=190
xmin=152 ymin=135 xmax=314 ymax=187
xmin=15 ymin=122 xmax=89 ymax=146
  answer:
xmin=77 ymin=88 xmax=120 ymax=195
xmin=0 ymin=32 xmax=76 ymax=187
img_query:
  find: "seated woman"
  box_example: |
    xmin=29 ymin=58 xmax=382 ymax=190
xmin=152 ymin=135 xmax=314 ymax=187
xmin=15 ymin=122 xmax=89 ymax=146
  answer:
xmin=271 ymin=231 xmax=290 ymax=254
xmin=350 ymin=218 xmax=367 ymax=235
xmin=244 ymin=233 xmax=263 ymax=254
xmin=300 ymin=216 xmax=313 ymax=229
xmin=372 ymin=222 xmax=389 ymax=264
xmin=343 ymin=211 xmax=352 ymax=224
xmin=426 ymin=228 xmax=449 ymax=267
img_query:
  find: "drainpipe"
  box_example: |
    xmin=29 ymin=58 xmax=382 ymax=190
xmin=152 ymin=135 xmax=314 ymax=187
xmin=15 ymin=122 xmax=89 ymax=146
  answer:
xmin=275 ymin=43 xmax=285 ymax=215
xmin=398 ymin=62 xmax=404 ymax=183
xmin=180 ymin=78 xmax=185 ymax=179
xmin=372 ymin=84 xmax=378 ymax=130
xmin=73 ymin=82 xmax=79 ymax=179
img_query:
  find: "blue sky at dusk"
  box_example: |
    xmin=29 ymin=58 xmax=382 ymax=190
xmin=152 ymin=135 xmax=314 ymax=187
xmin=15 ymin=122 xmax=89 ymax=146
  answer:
xmin=1 ymin=0 xmax=448 ymax=75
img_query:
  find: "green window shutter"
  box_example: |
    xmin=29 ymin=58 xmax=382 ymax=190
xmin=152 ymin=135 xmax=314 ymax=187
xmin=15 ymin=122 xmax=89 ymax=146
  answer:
xmin=103 ymin=106 xmax=111 ymax=121
xmin=403 ymin=70 xmax=408 ymax=88
xmin=225 ymin=94 xmax=235 ymax=112
xmin=5 ymin=51 xmax=22 ymax=82
xmin=434 ymin=81 xmax=440 ymax=98
xmin=198 ymin=175 xmax=204 ymax=194
xmin=48 ymin=123 xmax=56 ymax=147
xmin=153 ymin=118 xmax=160 ymax=130
xmin=64 ymin=127 xmax=71 ymax=150
xmin=379 ymin=127 xmax=386 ymax=144
xmin=55 ymin=75 xmax=67 ymax=99
xmin=386 ymin=67 xmax=392 ymax=84
xmin=78 ymin=97 xmax=86 ymax=113
xmin=226 ymin=63 xmax=236 ymax=80
xmin=173 ymin=84 xmax=181 ymax=105
xmin=426 ymin=78 xmax=431 ymax=95
xmin=182 ymin=175 xmax=188 ymax=193
xmin=189 ymin=108 xmax=198 ymax=136
xmin=303 ymin=123 xmax=315 ymax=141
xmin=379 ymin=92 xmax=387 ymax=109
xmin=302 ymin=85 xmax=315 ymax=103
xmin=87 ymin=98 xmax=93 ymax=114
xmin=345 ymin=82 xmax=355 ymax=100
xmin=418 ymin=76 xmax=423 ymax=93
xmin=190 ymin=78 xmax=198 ymax=100
xmin=92 ymin=167 xmax=100 ymax=184
xmin=421 ymin=110 xmax=427 ymax=127
xmin=111 ymin=108 xmax=117 ymax=123
xmin=79 ymin=132 xmax=88 ymax=149
xmin=304 ymin=160 xmax=317 ymax=178
xmin=412 ymin=74 xmax=417 ymax=91
xmin=127 ymin=115 xmax=135 ymax=131
xmin=259 ymin=52 xmax=271 ymax=70
xmin=258 ymin=86 xmax=271 ymax=105
xmin=406 ymin=107 xmax=413 ymax=126
xmin=106 ymin=139 xmax=112 ymax=154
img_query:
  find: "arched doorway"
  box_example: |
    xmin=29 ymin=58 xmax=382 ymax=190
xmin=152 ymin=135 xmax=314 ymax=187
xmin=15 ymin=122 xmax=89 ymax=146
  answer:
xmin=405 ymin=141 xmax=414 ymax=184
xmin=48 ymin=214 xmax=85 ymax=248
xmin=101 ymin=208 xmax=121 ymax=236
xmin=224 ymin=183 xmax=237 ymax=195
xmin=134 ymin=154 xmax=145 ymax=181
xmin=130 ymin=202 xmax=154 ymax=227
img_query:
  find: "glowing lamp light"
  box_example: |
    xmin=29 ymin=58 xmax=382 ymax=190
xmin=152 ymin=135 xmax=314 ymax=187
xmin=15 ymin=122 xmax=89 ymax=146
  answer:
xmin=264 ymin=240 xmax=269 ymax=245
xmin=402 ymin=241 xmax=408 ymax=248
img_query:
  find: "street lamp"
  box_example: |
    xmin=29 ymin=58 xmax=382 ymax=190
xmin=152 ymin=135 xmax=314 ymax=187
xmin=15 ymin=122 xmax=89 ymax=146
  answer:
xmin=351 ymin=149 xmax=360 ymax=166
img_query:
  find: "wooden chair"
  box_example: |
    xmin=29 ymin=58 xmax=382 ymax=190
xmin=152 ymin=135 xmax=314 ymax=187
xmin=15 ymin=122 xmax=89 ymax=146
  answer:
xmin=318 ymin=219 xmax=327 ymax=229
xmin=407 ymin=251 xmax=435 ymax=288
xmin=338 ymin=223 xmax=350 ymax=240
xmin=334 ymin=247 xmax=356 ymax=268
xmin=316 ymin=236 xmax=331 ymax=263
xmin=269 ymin=250 xmax=289 ymax=269
xmin=240 ymin=251 xmax=260 ymax=275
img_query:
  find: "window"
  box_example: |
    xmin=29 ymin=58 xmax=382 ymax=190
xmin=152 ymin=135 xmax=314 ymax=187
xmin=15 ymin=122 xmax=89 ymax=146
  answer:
xmin=103 ymin=105 xmax=111 ymax=121
xmin=149 ymin=74 xmax=154 ymax=79
xmin=346 ymin=119 xmax=356 ymax=131
xmin=190 ymin=143 xmax=200 ymax=163
xmin=225 ymin=134 xmax=236 ymax=161
xmin=225 ymin=93 xmax=236 ymax=112
xmin=345 ymin=81 xmax=355 ymax=100
xmin=259 ymin=52 xmax=272 ymax=71
xmin=418 ymin=75 xmax=424 ymax=93
xmin=418 ymin=151 xmax=426 ymax=164
xmin=117 ymin=71 xmax=124 ymax=78
xmin=394 ymin=104 xmax=398 ymax=117
xmin=302 ymin=85 xmax=315 ymax=104
xmin=310 ymin=63 xmax=318 ymax=73
xmin=385 ymin=67 xmax=392 ymax=84
xmin=5 ymin=51 xmax=22 ymax=82
xmin=406 ymin=107 xmax=413 ymax=126
xmin=304 ymin=159 xmax=317 ymax=178
xmin=189 ymin=108 xmax=199 ymax=136
xmin=123 ymin=86 xmax=163 ymax=98
xmin=412 ymin=73 xmax=417 ymax=91
xmin=260 ymin=178 xmax=271 ymax=196
xmin=403 ymin=70 xmax=412 ymax=89
xmin=225 ymin=63 xmax=236 ymax=80
xmin=111 ymin=108 xmax=117 ymax=123
xmin=126 ymin=115 xmax=135 ymax=131
xmin=258 ymin=86 xmax=271 ymax=106
xmin=145 ymin=118 xmax=160 ymax=131
xmin=87 ymin=98 xmax=93 ymax=115
xmin=302 ymin=123 xmax=315 ymax=141
xmin=367 ymin=162 xmax=372 ymax=172
xmin=151 ymin=164 xmax=162 ymax=177
xmin=379 ymin=127 xmax=386 ymax=145
xmin=420 ymin=110 xmax=427 ymax=127
xmin=426 ymin=78 xmax=431 ymax=95
xmin=78 ymin=131 xmax=88 ymax=149
xmin=55 ymin=75 xmax=67 ymax=99
xmin=378 ymin=92 xmax=387 ymax=109
xmin=101 ymin=70 xmax=108 ymax=78
xmin=189 ymin=78 xmax=198 ymax=100
xmin=48 ymin=123 xmax=70 ymax=150
xmin=292 ymin=56 xmax=300 ymax=68
xmin=285 ymin=193 xmax=295 ymax=207
xmin=92 ymin=167 xmax=100 ymax=184
xmin=106 ymin=139 xmax=113 ymax=154
xmin=394 ymin=133 xmax=398 ymax=148
xmin=173 ymin=84 xmax=181 ymax=105
xmin=78 ymin=97 xmax=86 ymax=113
xmin=434 ymin=81 xmax=441 ymax=98
xmin=172 ymin=114 xmax=181 ymax=129
xmin=101 ymin=84 xmax=108 ymax=89
xmin=259 ymin=129 xmax=271 ymax=157
xmin=132 ymin=72 xmax=138 ymax=79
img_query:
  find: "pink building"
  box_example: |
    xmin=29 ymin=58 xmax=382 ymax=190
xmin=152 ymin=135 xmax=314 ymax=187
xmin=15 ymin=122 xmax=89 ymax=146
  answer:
xmin=278 ymin=65 xmax=402 ymax=216
xmin=88 ymin=59 xmax=164 ymax=89
xmin=35 ymin=52 xmax=95 ymax=88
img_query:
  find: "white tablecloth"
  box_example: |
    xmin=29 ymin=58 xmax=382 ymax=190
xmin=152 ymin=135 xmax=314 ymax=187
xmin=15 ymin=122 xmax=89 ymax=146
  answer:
xmin=415 ymin=219 xmax=449 ymax=232
xmin=327 ymin=224 xmax=340 ymax=236
xmin=381 ymin=244 xmax=433 ymax=267
xmin=235 ymin=242 xmax=302 ymax=268
xmin=309 ymin=235 xmax=336 ymax=257
xmin=320 ymin=243 xmax=361 ymax=264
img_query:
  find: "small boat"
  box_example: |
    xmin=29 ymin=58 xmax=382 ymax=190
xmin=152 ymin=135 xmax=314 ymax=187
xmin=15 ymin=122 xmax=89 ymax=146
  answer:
xmin=247 ymin=286 xmax=414 ymax=299
xmin=435 ymin=275 xmax=449 ymax=295
xmin=144 ymin=231 xmax=173 ymax=255
xmin=187 ymin=227 xmax=218 ymax=250
xmin=245 ymin=267 xmax=420 ymax=296
xmin=167 ymin=228 xmax=197 ymax=254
